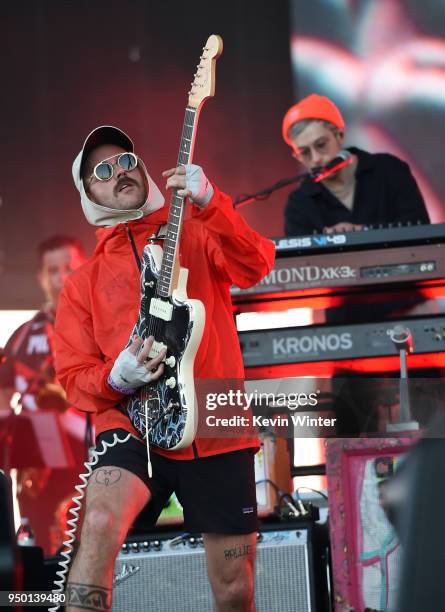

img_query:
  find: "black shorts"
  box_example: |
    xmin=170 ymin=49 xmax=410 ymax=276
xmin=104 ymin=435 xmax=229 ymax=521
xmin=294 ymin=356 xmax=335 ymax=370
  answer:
xmin=93 ymin=429 xmax=258 ymax=534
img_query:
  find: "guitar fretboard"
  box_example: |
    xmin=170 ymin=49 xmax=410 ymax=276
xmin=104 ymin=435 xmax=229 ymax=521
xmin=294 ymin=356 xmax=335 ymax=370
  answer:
xmin=157 ymin=107 xmax=198 ymax=297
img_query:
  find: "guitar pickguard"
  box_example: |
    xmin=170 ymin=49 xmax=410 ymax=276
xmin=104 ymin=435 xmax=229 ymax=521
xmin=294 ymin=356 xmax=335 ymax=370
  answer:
xmin=125 ymin=244 xmax=199 ymax=450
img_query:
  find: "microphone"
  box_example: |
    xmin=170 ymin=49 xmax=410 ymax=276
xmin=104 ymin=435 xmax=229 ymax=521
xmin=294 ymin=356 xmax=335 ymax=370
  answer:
xmin=232 ymin=150 xmax=352 ymax=208
xmin=311 ymin=150 xmax=353 ymax=183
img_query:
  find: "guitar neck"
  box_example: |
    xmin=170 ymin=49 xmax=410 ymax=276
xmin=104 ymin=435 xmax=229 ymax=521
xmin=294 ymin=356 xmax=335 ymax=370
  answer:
xmin=155 ymin=34 xmax=222 ymax=298
xmin=157 ymin=107 xmax=200 ymax=298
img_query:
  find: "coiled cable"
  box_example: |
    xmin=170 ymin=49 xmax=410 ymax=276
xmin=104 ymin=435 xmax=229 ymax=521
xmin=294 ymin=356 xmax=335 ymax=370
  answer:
xmin=49 ymin=431 xmax=131 ymax=612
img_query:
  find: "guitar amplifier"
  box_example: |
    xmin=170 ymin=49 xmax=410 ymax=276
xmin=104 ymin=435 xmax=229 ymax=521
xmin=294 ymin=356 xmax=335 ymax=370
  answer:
xmin=112 ymin=523 xmax=330 ymax=612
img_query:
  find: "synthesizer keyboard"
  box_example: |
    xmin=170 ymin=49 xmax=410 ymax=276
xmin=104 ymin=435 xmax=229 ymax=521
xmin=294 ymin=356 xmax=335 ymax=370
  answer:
xmin=272 ymin=223 xmax=445 ymax=255
xmin=239 ymin=316 xmax=445 ymax=367
xmin=231 ymin=224 xmax=445 ymax=302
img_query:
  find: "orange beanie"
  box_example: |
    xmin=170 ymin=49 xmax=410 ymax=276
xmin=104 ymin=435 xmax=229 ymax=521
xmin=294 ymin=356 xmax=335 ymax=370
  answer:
xmin=282 ymin=94 xmax=345 ymax=146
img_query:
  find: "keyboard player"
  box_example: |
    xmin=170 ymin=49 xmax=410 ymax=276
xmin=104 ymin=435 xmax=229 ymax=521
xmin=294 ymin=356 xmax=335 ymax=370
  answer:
xmin=281 ymin=93 xmax=430 ymax=236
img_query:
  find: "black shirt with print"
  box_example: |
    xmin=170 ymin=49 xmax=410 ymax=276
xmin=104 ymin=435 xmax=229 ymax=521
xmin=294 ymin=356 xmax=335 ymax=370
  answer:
xmin=0 ymin=310 xmax=54 ymax=408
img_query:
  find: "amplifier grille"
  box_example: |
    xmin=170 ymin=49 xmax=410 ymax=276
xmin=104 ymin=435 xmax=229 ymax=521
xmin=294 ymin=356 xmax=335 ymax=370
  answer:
xmin=112 ymin=529 xmax=317 ymax=612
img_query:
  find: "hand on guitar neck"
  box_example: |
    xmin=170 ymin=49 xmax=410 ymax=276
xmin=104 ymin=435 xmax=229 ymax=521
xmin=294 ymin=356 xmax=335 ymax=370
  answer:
xmin=163 ymin=164 xmax=213 ymax=207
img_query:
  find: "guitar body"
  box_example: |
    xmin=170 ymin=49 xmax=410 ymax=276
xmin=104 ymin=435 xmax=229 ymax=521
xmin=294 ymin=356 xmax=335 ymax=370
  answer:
xmin=126 ymin=244 xmax=205 ymax=450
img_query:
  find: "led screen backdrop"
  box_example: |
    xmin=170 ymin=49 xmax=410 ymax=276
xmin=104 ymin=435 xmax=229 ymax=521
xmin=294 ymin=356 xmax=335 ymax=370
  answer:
xmin=290 ymin=0 xmax=445 ymax=223
xmin=0 ymin=0 xmax=294 ymax=309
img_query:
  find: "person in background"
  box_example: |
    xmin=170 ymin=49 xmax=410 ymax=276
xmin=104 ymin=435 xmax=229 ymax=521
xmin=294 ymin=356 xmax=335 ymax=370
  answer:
xmin=0 ymin=235 xmax=88 ymax=553
xmin=282 ymin=93 xmax=430 ymax=236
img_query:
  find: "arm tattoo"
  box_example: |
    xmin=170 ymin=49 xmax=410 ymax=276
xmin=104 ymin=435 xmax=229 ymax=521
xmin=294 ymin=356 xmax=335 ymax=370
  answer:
xmin=94 ymin=468 xmax=122 ymax=486
xmin=224 ymin=544 xmax=252 ymax=561
xmin=66 ymin=582 xmax=111 ymax=611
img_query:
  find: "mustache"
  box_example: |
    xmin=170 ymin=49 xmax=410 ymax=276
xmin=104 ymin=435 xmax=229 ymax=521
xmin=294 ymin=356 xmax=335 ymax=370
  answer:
xmin=114 ymin=176 xmax=139 ymax=196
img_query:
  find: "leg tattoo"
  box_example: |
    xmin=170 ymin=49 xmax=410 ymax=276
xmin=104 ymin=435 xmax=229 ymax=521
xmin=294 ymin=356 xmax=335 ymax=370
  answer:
xmin=94 ymin=468 xmax=122 ymax=487
xmin=66 ymin=582 xmax=112 ymax=611
xmin=223 ymin=543 xmax=253 ymax=561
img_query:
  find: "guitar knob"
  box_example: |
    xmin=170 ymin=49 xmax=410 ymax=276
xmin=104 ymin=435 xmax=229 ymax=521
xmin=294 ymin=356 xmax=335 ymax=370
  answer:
xmin=165 ymin=377 xmax=177 ymax=389
xmin=165 ymin=356 xmax=176 ymax=368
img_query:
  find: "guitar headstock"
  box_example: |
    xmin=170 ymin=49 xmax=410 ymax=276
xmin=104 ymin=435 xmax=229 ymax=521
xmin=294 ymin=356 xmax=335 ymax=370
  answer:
xmin=188 ymin=34 xmax=223 ymax=109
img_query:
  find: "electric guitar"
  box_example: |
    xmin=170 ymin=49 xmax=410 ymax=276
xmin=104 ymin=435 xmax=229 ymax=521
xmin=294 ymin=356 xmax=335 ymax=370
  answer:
xmin=126 ymin=34 xmax=223 ymax=451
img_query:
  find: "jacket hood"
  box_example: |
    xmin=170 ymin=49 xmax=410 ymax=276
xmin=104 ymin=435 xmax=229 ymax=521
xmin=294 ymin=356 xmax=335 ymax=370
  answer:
xmin=72 ymin=125 xmax=165 ymax=227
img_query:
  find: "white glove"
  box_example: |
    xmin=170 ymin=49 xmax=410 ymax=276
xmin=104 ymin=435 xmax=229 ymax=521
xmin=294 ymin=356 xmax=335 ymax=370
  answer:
xmin=185 ymin=164 xmax=214 ymax=207
xmin=107 ymin=336 xmax=165 ymax=395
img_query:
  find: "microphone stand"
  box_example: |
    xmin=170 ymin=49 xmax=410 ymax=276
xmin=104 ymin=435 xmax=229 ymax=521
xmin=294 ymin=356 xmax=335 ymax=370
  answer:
xmin=233 ymin=156 xmax=354 ymax=209
xmin=233 ymin=171 xmax=308 ymax=209
xmin=0 ymin=401 xmax=24 ymax=531
xmin=386 ymin=325 xmax=420 ymax=433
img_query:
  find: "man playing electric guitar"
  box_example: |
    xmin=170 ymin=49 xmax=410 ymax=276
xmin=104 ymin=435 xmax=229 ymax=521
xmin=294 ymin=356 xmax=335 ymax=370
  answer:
xmin=55 ymin=119 xmax=274 ymax=611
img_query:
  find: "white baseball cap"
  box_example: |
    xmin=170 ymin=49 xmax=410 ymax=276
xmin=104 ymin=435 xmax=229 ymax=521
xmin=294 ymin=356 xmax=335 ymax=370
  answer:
xmin=72 ymin=125 xmax=164 ymax=227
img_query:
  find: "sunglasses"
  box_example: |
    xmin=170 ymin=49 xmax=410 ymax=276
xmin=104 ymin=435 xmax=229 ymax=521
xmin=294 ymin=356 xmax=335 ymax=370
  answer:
xmin=89 ymin=152 xmax=138 ymax=182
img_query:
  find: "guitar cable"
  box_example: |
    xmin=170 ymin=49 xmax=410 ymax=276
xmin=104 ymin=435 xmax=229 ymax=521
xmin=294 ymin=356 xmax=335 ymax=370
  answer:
xmin=49 ymin=431 xmax=131 ymax=612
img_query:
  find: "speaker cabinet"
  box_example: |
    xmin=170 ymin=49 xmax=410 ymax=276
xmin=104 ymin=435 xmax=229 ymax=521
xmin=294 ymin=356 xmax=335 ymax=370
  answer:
xmin=112 ymin=523 xmax=329 ymax=612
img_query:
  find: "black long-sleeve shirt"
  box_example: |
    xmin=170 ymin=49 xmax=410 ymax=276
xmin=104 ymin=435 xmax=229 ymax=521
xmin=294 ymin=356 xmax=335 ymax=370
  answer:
xmin=284 ymin=147 xmax=430 ymax=236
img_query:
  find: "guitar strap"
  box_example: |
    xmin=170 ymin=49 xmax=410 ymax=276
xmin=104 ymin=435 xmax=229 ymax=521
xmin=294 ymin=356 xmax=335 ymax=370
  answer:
xmin=154 ymin=224 xmax=168 ymax=240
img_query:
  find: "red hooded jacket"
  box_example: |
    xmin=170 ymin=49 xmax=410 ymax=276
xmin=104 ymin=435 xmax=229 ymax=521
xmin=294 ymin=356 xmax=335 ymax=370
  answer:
xmin=55 ymin=186 xmax=275 ymax=459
